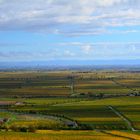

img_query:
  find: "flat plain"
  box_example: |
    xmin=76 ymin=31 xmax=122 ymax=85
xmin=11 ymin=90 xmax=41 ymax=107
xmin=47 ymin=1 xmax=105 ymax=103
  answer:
xmin=0 ymin=70 xmax=140 ymax=139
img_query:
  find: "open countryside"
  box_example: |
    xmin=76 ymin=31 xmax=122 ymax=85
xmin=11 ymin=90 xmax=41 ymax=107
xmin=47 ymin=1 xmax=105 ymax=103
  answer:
xmin=0 ymin=71 xmax=140 ymax=140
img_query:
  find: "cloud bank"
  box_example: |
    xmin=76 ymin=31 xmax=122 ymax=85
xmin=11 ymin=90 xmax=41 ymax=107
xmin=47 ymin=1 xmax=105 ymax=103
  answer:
xmin=0 ymin=0 xmax=140 ymax=35
xmin=0 ymin=42 xmax=140 ymax=61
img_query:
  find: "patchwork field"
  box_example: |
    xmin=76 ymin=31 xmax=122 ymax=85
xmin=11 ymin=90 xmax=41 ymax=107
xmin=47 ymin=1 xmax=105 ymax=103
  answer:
xmin=0 ymin=71 xmax=140 ymax=97
xmin=0 ymin=71 xmax=140 ymax=139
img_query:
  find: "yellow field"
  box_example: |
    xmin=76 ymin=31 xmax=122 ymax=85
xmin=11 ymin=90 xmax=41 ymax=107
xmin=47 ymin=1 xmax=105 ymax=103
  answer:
xmin=107 ymin=131 xmax=140 ymax=140
xmin=1 ymin=130 xmax=139 ymax=140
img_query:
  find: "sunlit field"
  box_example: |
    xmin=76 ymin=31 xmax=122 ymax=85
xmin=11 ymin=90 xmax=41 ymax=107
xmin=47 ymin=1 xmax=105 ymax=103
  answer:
xmin=0 ymin=71 xmax=140 ymax=140
xmin=0 ymin=130 xmax=140 ymax=140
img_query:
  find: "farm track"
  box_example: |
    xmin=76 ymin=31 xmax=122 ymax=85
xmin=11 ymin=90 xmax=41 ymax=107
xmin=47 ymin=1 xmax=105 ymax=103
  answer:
xmin=112 ymin=79 xmax=139 ymax=94
xmin=108 ymin=106 xmax=136 ymax=132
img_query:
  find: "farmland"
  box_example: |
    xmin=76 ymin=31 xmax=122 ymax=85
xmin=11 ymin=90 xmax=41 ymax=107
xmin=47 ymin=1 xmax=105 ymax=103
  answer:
xmin=0 ymin=130 xmax=140 ymax=140
xmin=0 ymin=70 xmax=140 ymax=139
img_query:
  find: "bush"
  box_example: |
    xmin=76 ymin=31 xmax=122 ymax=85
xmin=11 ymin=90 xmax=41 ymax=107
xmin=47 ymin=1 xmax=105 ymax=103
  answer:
xmin=28 ymin=126 xmax=36 ymax=133
xmin=20 ymin=127 xmax=28 ymax=132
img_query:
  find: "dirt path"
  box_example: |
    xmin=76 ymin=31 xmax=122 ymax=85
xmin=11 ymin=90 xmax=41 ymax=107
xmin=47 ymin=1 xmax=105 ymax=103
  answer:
xmin=112 ymin=79 xmax=139 ymax=94
xmin=108 ymin=106 xmax=137 ymax=132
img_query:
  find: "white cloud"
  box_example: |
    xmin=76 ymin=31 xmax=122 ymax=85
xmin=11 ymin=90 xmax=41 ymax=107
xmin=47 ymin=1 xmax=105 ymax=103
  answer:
xmin=0 ymin=42 xmax=140 ymax=60
xmin=64 ymin=50 xmax=75 ymax=57
xmin=131 ymin=45 xmax=136 ymax=51
xmin=0 ymin=0 xmax=140 ymax=35
xmin=82 ymin=45 xmax=93 ymax=54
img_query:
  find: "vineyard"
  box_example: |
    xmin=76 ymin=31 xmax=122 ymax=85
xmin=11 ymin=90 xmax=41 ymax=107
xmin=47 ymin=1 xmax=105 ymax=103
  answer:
xmin=0 ymin=71 xmax=140 ymax=139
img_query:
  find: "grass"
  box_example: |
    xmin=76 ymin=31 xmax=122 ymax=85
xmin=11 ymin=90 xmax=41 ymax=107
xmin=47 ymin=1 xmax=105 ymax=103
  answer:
xmin=54 ymin=96 xmax=140 ymax=106
xmin=7 ymin=119 xmax=64 ymax=130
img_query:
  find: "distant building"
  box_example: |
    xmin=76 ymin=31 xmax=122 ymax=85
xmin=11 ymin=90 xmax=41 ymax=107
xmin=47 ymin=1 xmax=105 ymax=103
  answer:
xmin=15 ymin=102 xmax=25 ymax=106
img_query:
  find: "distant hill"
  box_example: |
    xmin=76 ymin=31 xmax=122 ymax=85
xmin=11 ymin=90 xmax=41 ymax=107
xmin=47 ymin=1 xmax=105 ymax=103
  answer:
xmin=0 ymin=60 xmax=140 ymax=70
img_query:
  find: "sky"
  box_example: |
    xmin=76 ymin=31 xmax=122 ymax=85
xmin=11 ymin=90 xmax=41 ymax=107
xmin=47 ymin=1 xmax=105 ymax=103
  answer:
xmin=0 ymin=0 xmax=140 ymax=62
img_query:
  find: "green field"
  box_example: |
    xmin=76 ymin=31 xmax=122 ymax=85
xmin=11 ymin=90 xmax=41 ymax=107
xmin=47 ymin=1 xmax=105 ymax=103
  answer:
xmin=0 ymin=71 xmax=140 ymax=139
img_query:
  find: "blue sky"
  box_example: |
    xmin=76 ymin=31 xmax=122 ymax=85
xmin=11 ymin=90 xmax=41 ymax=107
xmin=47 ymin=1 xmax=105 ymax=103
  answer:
xmin=0 ymin=0 xmax=140 ymax=62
